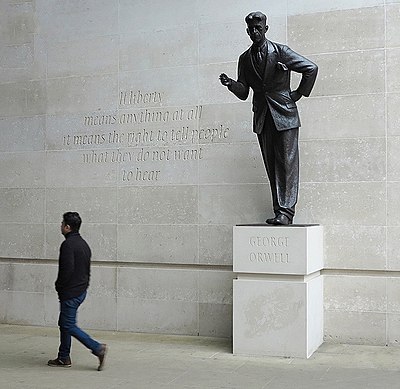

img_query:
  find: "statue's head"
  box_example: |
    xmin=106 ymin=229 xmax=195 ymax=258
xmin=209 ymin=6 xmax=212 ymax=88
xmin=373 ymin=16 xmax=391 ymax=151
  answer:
xmin=245 ymin=11 xmax=268 ymax=45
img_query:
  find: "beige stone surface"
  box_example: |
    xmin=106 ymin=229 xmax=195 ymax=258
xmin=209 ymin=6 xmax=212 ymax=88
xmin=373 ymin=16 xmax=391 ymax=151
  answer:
xmin=324 ymin=311 xmax=386 ymax=345
xmin=289 ymin=7 xmax=384 ymax=54
xmin=118 ymin=185 xmax=198 ymax=224
xmin=0 ymin=81 xmax=46 ymax=117
xmin=288 ymin=0 xmax=384 ymax=15
xmin=387 ymin=93 xmax=400 ymax=136
xmin=199 ymin=142 xmax=265 ymax=184
xmin=117 ymin=224 xmax=199 ymax=263
xmin=47 ymin=36 xmax=119 ymax=78
xmin=387 ymin=136 xmax=400 ymax=181
xmin=387 ymin=182 xmax=400 ymax=226
xmin=0 ymin=116 xmax=45 ymax=152
xmin=119 ymin=0 xmax=197 ymax=33
xmin=387 ymin=227 xmax=400 ymax=270
xmin=199 ymin=224 xmax=233 ymax=265
xmin=0 ymin=152 xmax=45 ymax=188
xmin=387 ymin=48 xmax=400 ymax=93
xmin=46 ymin=187 xmax=118 ymax=224
xmin=120 ymin=27 xmax=198 ymax=72
xmin=198 ymin=184 xmax=270 ymax=225
xmin=46 ymin=75 xmax=118 ymax=115
xmin=386 ymin=3 xmax=400 ymax=47
xmin=299 ymin=94 xmax=385 ymax=140
xmin=35 ymin=0 xmax=118 ymax=42
xmin=117 ymin=297 xmax=199 ymax=334
xmin=310 ymin=50 xmax=385 ymax=97
xmin=0 ymin=188 xmax=45 ymax=223
xmin=324 ymin=276 xmax=386 ymax=313
xmin=387 ymin=313 xmax=400 ymax=346
xmin=323 ymin=225 xmax=386 ymax=270
xmin=300 ymin=138 xmax=385 ymax=182
xmin=296 ymin=182 xmax=386 ymax=226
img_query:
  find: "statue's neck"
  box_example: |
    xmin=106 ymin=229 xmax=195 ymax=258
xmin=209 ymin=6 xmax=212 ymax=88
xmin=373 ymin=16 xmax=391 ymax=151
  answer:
xmin=254 ymin=37 xmax=267 ymax=48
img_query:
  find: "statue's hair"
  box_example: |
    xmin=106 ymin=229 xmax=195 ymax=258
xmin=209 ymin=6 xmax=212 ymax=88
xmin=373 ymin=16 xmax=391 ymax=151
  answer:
xmin=245 ymin=11 xmax=267 ymax=25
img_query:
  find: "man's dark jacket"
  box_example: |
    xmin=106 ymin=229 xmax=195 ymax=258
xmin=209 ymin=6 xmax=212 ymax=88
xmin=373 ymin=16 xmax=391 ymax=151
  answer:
xmin=55 ymin=232 xmax=91 ymax=301
xmin=228 ymin=40 xmax=318 ymax=132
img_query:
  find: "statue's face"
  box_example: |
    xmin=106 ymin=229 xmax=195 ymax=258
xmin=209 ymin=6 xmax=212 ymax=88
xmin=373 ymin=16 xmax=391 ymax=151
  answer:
xmin=246 ymin=20 xmax=267 ymax=44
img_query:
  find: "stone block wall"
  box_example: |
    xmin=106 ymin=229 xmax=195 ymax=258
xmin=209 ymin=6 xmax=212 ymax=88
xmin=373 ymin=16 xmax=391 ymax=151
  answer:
xmin=0 ymin=0 xmax=399 ymax=344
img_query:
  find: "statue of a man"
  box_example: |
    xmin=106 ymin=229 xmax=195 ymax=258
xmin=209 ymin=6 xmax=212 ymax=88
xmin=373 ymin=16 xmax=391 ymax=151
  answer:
xmin=220 ymin=11 xmax=318 ymax=225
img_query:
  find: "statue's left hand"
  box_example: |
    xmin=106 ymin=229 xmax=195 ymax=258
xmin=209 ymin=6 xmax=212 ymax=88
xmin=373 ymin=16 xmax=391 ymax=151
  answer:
xmin=290 ymin=90 xmax=302 ymax=102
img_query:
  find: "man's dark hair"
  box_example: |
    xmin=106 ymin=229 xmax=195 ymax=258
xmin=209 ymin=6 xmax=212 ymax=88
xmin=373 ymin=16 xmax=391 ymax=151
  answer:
xmin=63 ymin=212 xmax=82 ymax=232
xmin=245 ymin=11 xmax=267 ymax=25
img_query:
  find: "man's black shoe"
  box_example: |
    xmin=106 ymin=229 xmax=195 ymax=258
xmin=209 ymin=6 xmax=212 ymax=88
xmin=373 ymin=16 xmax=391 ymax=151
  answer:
xmin=48 ymin=358 xmax=71 ymax=368
xmin=96 ymin=344 xmax=107 ymax=371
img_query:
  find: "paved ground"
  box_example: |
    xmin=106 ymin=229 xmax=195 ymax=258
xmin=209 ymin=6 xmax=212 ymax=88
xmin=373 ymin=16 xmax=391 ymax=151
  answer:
xmin=1 ymin=324 xmax=400 ymax=389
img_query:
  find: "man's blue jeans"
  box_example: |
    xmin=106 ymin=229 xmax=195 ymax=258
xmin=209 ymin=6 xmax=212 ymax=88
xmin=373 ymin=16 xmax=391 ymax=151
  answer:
xmin=58 ymin=291 xmax=101 ymax=360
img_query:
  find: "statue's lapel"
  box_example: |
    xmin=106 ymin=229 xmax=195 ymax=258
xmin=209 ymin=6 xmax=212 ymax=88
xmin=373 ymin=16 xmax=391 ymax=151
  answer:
xmin=263 ymin=40 xmax=278 ymax=84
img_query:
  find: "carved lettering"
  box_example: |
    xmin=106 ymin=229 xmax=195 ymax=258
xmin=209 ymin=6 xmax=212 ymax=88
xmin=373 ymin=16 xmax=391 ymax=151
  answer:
xmin=127 ymin=129 xmax=154 ymax=145
xmin=191 ymin=125 xmax=229 ymax=143
xmin=249 ymin=252 xmax=289 ymax=264
xmin=84 ymin=106 xmax=203 ymax=127
xmin=108 ymin=130 xmax=124 ymax=144
xmin=119 ymin=90 xmax=163 ymax=106
xmin=60 ymin=89 xmax=233 ymax=183
xmin=171 ymin=127 xmax=190 ymax=141
xmin=122 ymin=168 xmax=160 ymax=182
xmin=249 ymin=236 xmax=289 ymax=247
xmin=84 ymin=115 xmax=117 ymax=126
xmin=73 ymin=133 xmax=106 ymax=146
xmin=174 ymin=147 xmax=203 ymax=160
xmin=83 ymin=150 xmax=109 ymax=163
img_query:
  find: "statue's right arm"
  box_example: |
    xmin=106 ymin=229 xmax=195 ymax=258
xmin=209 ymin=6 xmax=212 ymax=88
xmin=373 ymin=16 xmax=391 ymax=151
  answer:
xmin=227 ymin=55 xmax=249 ymax=101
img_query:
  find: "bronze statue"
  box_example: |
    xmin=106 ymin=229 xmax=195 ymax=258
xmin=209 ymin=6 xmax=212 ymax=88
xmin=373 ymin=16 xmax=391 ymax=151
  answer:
xmin=220 ymin=11 xmax=318 ymax=225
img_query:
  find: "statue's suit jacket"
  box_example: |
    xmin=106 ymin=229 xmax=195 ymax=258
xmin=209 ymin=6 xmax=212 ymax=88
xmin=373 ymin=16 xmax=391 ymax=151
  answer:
xmin=228 ymin=40 xmax=318 ymax=133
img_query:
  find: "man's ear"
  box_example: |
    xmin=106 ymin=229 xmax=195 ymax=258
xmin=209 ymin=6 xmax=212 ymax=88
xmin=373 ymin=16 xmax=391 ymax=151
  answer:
xmin=246 ymin=27 xmax=250 ymax=35
xmin=265 ymin=25 xmax=269 ymax=33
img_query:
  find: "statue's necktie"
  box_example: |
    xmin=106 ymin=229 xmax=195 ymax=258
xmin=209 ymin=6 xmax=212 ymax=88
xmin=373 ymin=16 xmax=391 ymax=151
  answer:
xmin=256 ymin=47 xmax=263 ymax=64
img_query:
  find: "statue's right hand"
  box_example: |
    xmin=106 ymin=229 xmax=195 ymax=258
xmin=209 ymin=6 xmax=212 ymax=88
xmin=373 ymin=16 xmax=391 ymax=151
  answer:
xmin=219 ymin=73 xmax=232 ymax=87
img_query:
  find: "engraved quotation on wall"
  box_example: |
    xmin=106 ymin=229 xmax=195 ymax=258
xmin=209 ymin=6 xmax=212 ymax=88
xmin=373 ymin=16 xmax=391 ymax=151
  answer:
xmin=60 ymin=89 xmax=230 ymax=183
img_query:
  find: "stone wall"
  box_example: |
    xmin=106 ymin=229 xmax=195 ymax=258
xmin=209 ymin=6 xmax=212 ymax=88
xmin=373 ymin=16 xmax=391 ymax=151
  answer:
xmin=0 ymin=0 xmax=399 ymax=345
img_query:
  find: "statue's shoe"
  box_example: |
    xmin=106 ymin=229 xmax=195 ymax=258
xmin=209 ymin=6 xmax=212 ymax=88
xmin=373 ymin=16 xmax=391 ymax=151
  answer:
xmin=266 ymin=214 xmax=292 ymax=225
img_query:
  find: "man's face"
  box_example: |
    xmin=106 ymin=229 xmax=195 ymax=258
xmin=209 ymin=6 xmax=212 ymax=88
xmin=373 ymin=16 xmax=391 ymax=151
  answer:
xmin=61 ymin=221 xmax=71 ymax=236
xmin=246 ymin=20 xmax=267 ymax=44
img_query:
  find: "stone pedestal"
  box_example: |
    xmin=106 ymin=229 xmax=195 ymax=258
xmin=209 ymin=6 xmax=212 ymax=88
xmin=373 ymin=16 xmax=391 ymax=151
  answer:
xmin=233 ymin=224 xmax=323 ymax=359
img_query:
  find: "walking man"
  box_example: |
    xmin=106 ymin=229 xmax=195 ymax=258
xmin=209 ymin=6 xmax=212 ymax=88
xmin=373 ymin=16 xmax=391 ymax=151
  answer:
xmin=220 ymin=11 xmax=318 ymax=225
xmin=48 ymin=212 xmax=107 ymax=371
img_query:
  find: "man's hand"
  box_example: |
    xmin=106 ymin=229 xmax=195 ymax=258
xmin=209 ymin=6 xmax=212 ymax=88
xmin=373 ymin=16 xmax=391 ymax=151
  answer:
xmin=219 ymin=73 xmax=233 ymax=87
xmin=290 ymin=90 xmax=302 ymax=102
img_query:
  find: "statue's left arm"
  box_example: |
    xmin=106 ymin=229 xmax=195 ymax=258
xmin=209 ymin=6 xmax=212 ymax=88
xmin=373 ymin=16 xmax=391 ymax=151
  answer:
xmin=282 ymin=46 xmax=318 ymax=98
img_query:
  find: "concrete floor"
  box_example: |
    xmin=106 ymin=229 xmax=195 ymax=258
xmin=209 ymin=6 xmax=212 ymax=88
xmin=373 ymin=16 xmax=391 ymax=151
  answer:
xmin=1 ymin=324 xmax=400 ymax=389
